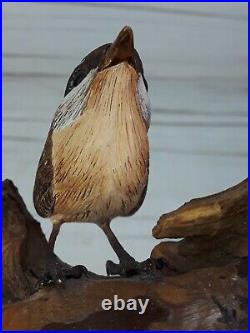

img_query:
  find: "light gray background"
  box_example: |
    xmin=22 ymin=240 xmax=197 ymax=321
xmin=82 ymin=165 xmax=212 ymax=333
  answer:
xmin=3 ymin=2 xmax=248 ymax=274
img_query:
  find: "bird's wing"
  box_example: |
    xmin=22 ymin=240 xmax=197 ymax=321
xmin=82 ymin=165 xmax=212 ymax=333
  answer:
xmin=133 ymin=48 xmax=148 ymax=91
xmin=128 ymin=160 xmax=149 ymax=216
xmin=33 ymin=130 xmax=55 ymax=218
xmin=128 ymin=182 xmax=148 ymax=216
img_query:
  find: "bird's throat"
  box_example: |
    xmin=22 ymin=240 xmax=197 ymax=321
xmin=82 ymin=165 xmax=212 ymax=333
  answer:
xmin=85 ymin=62 xmax=143 ymax=123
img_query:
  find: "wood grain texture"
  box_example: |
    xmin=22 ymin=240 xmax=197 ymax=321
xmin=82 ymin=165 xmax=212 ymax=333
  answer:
xmin=153 ymin=178 xmax=248 ymax=239
xmin=2 ymin=179 xmax=247 ymax=330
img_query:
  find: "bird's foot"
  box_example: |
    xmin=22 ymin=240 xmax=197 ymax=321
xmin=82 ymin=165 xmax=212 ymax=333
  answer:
xmin=35 ymin=264 xmax=88 ymax=290
xmin=106 ymin=258 xmax=154 ymax=277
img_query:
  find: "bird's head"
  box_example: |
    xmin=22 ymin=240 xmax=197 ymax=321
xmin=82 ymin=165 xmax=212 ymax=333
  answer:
xmin=65 ymin=26 xmax=148 ymax=92
xmin=54 ymin=26 xmax=151 ymax=130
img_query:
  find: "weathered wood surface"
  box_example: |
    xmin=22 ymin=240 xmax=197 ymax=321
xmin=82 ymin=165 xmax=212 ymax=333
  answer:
xmin=153 ymin=178 xmax=248 ymax=238
xmin=2 ymin=179 xmax=247 ymax=330
xmin=151 ymin=179 xmax=247 ymax=274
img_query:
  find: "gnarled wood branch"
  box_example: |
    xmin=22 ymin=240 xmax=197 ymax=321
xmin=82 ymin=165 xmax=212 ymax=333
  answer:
xmin=153 ymin=179 xmax=247 ymax=239
xmin=2 ymin=179 xmax=247 ymax=330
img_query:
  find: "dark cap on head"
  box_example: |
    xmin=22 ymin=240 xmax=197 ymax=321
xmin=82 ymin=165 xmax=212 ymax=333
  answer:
xmin=64 ymin=26 xmax=148 ymax=96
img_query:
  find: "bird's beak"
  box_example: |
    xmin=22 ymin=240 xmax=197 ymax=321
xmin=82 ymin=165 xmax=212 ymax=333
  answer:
xmin=100 ymin=26 xmax=134 ymax=70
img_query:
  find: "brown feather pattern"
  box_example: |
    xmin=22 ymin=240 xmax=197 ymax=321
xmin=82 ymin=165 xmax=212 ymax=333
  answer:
xmin=50 ymin=63 xmax=149 ymax=223
xmin=33 ymin=130 xmax=55 ymax=217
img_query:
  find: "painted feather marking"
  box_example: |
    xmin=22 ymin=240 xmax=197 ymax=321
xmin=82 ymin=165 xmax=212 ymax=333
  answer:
xmin=136 ymin=74 xmax=151 ymax=129
xmin=33 ymin=130 xmax=55 ymax=218
xmin=64 ymin=44 xmax=110 ymax=96
xmin=52 ymin=69 xmax=97 ymax=130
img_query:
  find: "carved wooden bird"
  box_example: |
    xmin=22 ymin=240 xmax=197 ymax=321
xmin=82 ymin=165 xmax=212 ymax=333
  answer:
xmin=33 ymin=26 xmax=151 ymax=282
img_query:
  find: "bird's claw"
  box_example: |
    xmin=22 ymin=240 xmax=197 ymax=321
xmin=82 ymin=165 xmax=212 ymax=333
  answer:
xmin=106 ymin=258 xmax=154 ymax=277
xmin=35 ymin=273 xmax=65 ymax=290
xmin=35 ymin=265 xmax=88 ymax=290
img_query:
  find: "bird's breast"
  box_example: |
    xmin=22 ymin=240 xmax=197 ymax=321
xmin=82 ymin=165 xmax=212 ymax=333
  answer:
xmin=51 ymin=63 xmax=149 ymax=221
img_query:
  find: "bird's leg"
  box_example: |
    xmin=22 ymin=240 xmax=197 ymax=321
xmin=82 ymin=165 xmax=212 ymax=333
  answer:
xmin=100 ymin=220 xmax=153 ymax=277
xmin=101 ymin=221 xmax=135 ymax=263
xmin=36 ymin=222 xmax=87 ymax=289
xmin=48 ymin=222 xmax=61 ymax=251
xmin=36 ymin=222 xmax=64 ymax=287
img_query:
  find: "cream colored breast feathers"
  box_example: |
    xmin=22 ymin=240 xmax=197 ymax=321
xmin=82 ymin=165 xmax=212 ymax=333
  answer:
xmin=51 ymin=63 xmax=149 ymax=222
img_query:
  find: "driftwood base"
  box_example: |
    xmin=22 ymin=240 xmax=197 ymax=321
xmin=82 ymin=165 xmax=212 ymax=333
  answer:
xmin=2 ymin=179 xmax=248 ymax=330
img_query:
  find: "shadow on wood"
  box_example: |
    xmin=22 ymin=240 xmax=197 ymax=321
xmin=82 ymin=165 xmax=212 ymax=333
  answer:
xmin=2 ymin=179 xmax=248 ymax=330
